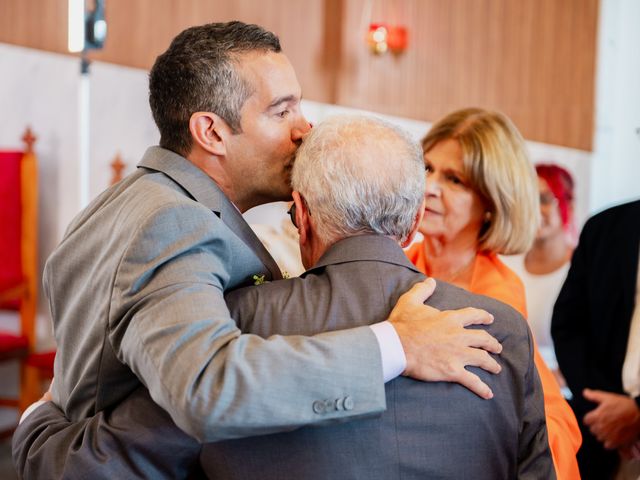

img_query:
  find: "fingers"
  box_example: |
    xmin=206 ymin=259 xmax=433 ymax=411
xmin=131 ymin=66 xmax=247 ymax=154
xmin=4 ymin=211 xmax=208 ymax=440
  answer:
xmin=583 ymin=406 xmax=608 ymax=442
xmin=456 ymin=369 xmax=494 ymax=400
xmin=464 ymin=329 xmax=502 ymax=355
xmin=465 ymin=348 xmax=502 ymax=374
xmin=583 ymin=408 xmax=600 ymax=426
xmin=448 ymin=307 xmax=495 ymax=328
xmin=391 ymin=286 xmax=503 ymax=400
xmin=583 ymin=388 xmax=605 ymax=403
xmin=404 ymin=278 xmax=437 ymax=303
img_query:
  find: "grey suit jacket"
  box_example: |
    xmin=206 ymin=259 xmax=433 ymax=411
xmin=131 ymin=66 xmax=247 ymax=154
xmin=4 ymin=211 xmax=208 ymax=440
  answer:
xmin=14 ymin=234 xmax=554 ymax=479
xmin=30 ymin=146 xmax=385 ymax=439
xmin=202 ymin=235 xmax=554 ymax=479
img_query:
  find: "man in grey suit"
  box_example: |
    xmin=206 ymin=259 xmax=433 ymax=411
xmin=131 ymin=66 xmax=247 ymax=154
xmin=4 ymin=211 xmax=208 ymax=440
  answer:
xmin=13 ymin=22 xmax=503 ymax=478
xmin=14 ymin=115 xmax=554 ymax=479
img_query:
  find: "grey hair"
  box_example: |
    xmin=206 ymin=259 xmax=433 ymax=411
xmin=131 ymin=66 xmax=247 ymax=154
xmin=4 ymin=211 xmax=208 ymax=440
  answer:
xmin=291 ymin=115 xmax=425 ymax=246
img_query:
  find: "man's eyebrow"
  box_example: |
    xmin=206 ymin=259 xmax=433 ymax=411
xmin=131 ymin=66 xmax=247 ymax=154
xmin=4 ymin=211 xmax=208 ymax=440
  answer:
xmin=267 ymin=94 xmax=299 ymax=109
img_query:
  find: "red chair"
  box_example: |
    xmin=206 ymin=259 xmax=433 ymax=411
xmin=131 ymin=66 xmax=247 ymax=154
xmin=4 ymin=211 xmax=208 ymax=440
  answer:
xmin=0 ymin=128 xmax=54 ymax=435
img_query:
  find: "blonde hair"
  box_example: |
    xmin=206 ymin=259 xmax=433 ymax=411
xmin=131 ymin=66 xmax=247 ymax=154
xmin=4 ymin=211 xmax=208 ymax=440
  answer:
xmin=422 ymin=108 xmax=539 ymax=254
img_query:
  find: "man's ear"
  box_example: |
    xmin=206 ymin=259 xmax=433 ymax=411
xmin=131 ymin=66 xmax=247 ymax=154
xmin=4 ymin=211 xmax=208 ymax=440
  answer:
xmin=401 ymin=199 xmax=426 ymax=248
xmin=188 ymin=112 xmax=229 ymax=156
xmin=292 ymin=191 xmax=311 ymax=245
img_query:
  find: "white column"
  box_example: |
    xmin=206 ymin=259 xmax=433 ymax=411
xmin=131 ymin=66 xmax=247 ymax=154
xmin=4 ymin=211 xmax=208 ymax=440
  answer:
xmin=591 ymin=0 xmax=640 ymax=213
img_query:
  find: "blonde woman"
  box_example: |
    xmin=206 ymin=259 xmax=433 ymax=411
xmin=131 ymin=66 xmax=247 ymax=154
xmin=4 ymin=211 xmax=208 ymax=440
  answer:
xmin=405 ymin=108 xmax=582 ymax=479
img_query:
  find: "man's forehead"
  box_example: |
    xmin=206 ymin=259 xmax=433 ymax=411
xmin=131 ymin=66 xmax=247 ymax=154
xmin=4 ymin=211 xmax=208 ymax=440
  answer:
xmin=237 ymin=51 xmax=301 ymax=103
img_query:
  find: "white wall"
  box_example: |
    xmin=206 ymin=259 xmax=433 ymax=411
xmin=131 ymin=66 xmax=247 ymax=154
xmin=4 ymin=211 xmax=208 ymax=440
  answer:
xmin=0 ymin=45 xmax=160 ymax=351
xmin=591 ymin=0 xmax=640 ymax=213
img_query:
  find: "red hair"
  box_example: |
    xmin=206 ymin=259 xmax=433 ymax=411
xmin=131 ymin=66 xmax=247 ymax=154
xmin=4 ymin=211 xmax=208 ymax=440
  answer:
xmin=535 ymin=163 xmax=574 ymax=229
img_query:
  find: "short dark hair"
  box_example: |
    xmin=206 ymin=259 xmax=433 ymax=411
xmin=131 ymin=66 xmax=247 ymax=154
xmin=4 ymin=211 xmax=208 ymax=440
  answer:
xmin=149 ymin=21 xmax=281 ymax=157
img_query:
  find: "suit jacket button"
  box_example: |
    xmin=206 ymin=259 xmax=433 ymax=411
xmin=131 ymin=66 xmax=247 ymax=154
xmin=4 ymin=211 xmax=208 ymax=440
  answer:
xmin=343 ymin=396 xmax=354 ymax=411
xmin=313 ymin=400 xmax=325 ymax=414
xmin=334 ymin=398 xmax=344 ymax=411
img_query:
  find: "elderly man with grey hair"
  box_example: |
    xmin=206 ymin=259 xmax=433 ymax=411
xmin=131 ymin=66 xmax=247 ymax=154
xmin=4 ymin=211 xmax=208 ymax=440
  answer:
xmin=199 ymin=115 xmax=554 ymax=479
xmin=13 ymin=115 xmax=554 ymax=479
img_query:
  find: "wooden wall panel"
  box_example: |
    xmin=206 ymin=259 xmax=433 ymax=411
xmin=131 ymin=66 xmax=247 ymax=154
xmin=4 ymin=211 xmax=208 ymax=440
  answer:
xmin=90 ymin=0 xmax=332 ymax=102
xmin=0 ymin=0 xmax=598 ymax=150
xmin=337 ymin=0 xmax=598 ymax=149
xmin=0 ymin=0 xmax=69 ymax=52
xmin=0 ymin=0 xmax=337 ymax=103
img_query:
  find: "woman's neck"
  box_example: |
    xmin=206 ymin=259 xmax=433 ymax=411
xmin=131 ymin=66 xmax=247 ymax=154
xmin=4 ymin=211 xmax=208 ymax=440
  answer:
xmin=421 ymin=235 xmax=478 ymax=289
xmin=525 ymin=233 xmax=572 ymax=275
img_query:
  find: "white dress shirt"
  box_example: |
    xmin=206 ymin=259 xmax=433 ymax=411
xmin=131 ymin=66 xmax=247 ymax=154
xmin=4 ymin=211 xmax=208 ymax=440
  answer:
xmin=622 ymin=244 xmax=640 ymax=399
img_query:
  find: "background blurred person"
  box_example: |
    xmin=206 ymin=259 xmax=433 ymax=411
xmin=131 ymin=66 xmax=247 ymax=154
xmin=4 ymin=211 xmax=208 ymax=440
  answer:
xmin=552 ymin=199 xmax=640 ymax=480
xmin=405 ymin=107 xmax=582 ymax=480
xmin=502 ymin=164 xmax=576 ymax=392
xmin=251 ymin=203 xmax=305 ymax=277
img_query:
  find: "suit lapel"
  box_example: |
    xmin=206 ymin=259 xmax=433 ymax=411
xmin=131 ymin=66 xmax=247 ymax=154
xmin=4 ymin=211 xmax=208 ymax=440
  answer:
xmin=137 ymin=147 xmax=283 ymax=281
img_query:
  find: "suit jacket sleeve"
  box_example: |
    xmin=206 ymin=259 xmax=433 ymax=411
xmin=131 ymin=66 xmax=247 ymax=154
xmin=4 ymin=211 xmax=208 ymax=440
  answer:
xmin=551 ymin=218 xmax=591 ymax=411
xmin=12 ymin=389 xmax=202 ymax=480
xmin=110 ymin=202 xmax=385 ymax=442
xmin=517 ymin=329 xmax=558 ymax=479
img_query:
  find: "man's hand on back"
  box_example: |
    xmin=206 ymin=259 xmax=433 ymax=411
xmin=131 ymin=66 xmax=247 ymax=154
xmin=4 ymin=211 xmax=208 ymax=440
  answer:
xmin=388 ymin=278 xmax=502 ymax=400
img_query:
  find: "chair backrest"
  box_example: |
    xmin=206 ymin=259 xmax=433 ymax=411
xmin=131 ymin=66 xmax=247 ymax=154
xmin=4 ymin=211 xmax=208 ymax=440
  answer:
xmin=0 ymin=151 xmax=24 ymax=306
xmin=0 ymin=128 xmax=38 ymax=347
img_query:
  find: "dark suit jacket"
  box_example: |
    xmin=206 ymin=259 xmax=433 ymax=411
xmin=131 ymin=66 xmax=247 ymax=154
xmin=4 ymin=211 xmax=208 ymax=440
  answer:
xmin=551 ymin=198 xmax=640 ymax=479
xmin=14 ymin=235 xmax=554 ymax=479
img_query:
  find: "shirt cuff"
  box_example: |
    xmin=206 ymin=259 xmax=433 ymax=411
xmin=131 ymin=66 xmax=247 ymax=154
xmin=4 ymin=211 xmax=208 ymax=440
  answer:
xmin=369 ymin=321 xmax=407 ymax=382
xmin=19 ymin=400 xmax=47 ymax=424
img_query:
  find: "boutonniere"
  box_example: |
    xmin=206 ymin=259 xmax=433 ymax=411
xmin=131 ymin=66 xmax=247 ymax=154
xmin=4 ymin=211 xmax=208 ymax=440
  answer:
xmin=252 ymin=271 xmax=291 ymax=285
xmin=252 ymin=274 xmax=268 ymax=285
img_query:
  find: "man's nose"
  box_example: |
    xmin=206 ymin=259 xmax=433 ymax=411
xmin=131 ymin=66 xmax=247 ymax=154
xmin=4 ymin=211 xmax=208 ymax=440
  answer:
xmin=292 ymin=116 xmax=312 ymax=143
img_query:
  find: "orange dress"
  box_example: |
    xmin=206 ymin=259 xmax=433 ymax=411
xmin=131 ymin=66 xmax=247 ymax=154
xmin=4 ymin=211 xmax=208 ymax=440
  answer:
xmin=406 ymin=242 xmax=582 ymax=480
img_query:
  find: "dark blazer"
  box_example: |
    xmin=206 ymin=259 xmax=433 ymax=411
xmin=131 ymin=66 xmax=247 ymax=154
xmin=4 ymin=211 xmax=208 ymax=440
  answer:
xmin=15 ymin=234 xmax=554 ymax=479
xmin=552 ymin=198 xmax=640 ymax=479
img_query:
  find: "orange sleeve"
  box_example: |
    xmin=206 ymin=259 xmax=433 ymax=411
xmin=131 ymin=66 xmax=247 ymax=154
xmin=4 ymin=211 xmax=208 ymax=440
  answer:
xmin=534 ymin=347 xmax=582 ymax=480
xmin=471 ymin=253 xmax=528 ymax=317
xmin=472 ymin=254 xmax=582 ymax=480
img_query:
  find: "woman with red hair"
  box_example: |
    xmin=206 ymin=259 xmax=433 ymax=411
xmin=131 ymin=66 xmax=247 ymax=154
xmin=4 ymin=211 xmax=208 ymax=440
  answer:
xmin=503 ymin=163 xmax=576 ymax=391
